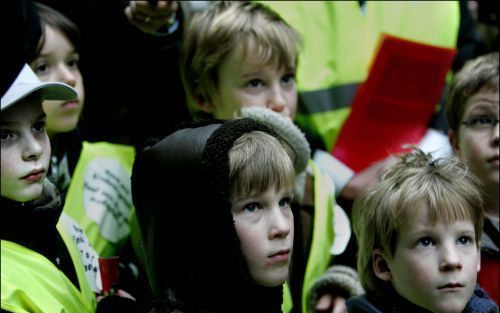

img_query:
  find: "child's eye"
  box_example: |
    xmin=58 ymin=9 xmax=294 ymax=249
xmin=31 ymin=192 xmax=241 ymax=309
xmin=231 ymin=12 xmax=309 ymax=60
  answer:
xmin=67 ymin=56 xmax=80 ymax=69
xmin=246 ymin=79 xmax=263 ymax=88
xmin=462 ymin=115 xmax=499 ymax=129
xmin=457 ymin=236 xmax=473 ymax=246
xmin=416 ymin=237 xmax=434 ymax=248
xmin=279 ymin=197 xmax=292 ymax=209
xmin=32 ymin=120 xmax=46 ymax=133
xmin=0 ymin=129 xmax=14 ymax=141
xmin=34 ymin=62 xmax=49 ymax=75
xmin=243 ymin=202 xmax=260 ymax=213
xmin=281 ymin=73 xmax=295 ymax=85
xmin=471 ymin=116 xmax=493 ymax=125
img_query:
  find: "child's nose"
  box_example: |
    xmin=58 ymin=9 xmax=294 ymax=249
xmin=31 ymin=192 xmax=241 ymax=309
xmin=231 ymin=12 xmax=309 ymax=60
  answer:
xmin=439 ymin=245 xmax=463 ymax=272
xmin=23 ymin=135 xmax=43 ymax=161
xmin=267 ymin=88 xmax=287 ymax=114
xmin=269 ymin=208 xmax=291 ymax=239
xmin=57 ymin=65 xmax=77 ymax=87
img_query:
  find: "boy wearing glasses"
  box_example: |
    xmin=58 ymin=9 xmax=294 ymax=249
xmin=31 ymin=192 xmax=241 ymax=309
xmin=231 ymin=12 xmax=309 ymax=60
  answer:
xmin=446 ymin=51 xmax=499 ymax=304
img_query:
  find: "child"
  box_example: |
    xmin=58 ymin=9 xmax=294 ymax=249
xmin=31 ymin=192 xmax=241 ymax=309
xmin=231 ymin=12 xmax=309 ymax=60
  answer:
xmin=1 ymin=64 xmax=99 ymax=312
xmin=131 ymin=118 xmax=295 ymax=312
xmin=28 ymin=2 xmax=137 ymax=261
xmin=27 ymin=4 xmax=144 ymax=307
xmin=347 ymin=147 xmax=497 ymax=313
xmin=446 ymin=51 xmax=499 ymax=304
xmin=180 ymin=2 xmax=361 ymax=312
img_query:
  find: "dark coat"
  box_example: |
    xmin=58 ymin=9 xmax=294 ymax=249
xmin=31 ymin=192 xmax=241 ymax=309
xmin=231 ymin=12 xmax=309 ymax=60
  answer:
xmin=346 ymin=284 xmax=498 ymax=313
xmin=131 ymin=119 xmax=284 ymax=313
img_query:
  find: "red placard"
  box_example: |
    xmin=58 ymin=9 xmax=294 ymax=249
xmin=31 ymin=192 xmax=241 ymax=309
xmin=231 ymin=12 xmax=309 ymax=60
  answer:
xmin=332 ymin=34 xmax=456 ymax=172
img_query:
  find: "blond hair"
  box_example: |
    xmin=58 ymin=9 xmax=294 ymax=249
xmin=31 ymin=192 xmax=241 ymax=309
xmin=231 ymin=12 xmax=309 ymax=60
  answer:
xmin=446 ymin=52 xmax=499 ymax=133
xmin=229 ymin=131 xmax=295 ymax=201
xmin=180 ymin=1 xmax=302 ymax=119
xmin=352 ymin=147 xmax=484 ymax=295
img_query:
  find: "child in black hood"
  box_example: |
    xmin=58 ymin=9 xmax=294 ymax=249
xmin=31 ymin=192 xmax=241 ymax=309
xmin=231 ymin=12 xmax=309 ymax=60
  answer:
xmin=131 ymin=118 xmax=297 ymax=313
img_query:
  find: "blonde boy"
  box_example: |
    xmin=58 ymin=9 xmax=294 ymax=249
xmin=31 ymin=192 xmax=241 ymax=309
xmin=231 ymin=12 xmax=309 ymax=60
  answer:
xmin=180 ymin=2 xmax=361 ymax=312
xmin=348 ymin=147 xmax=497 ymax=313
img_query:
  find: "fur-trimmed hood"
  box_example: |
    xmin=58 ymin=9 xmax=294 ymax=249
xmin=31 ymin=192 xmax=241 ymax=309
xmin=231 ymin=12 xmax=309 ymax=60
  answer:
xmin=131 ymin=119 xmax=284 ymax=313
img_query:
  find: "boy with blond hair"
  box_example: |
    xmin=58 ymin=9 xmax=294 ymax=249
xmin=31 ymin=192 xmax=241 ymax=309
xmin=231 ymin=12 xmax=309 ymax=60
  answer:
xmin=180 ymin=2 xmax=361 ymax=312
xmin=348 ymin=147 xmax=497 ymax=312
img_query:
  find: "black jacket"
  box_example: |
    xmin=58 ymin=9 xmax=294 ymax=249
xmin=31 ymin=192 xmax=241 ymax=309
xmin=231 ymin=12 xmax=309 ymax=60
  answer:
xmin=131 ymin=119 xmax=284 ymax=313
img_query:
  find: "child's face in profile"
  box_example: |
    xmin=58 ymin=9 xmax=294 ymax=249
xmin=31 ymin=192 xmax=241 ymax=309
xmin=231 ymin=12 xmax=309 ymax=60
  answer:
xmin=231 ymin=186 xmax=294 ymax=287
xmin=452 ymin=87 xmax=499 ymax=200
xmin=30 ymin=24 xmax=84 ymax=138
xmin=208 ymin=50 xmax=298 ymax=121
xmin=1 ymin=100 xmax=50 ymax=202
xmin=383 ymin=204 xmax=480 ymax=313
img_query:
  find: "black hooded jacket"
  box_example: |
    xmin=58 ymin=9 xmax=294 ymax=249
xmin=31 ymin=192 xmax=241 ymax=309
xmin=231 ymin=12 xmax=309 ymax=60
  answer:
xmin=131 ymin=119 xmax=285 ymax=313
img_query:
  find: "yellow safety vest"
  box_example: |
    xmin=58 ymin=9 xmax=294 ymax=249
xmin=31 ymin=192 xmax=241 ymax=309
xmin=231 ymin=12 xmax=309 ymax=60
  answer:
xmin=264 ymin=1 xmax=460 ymax=151
xmin=62 ymin=141 xmax=136 ymax=257
xmin=283 ymin=161 xmax=335 ymax=313
xmin=1 ymin=213 xmax=98 ymax=313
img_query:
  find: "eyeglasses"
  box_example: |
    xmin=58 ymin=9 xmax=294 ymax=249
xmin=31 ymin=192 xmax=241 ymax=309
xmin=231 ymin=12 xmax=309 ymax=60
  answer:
xmin=461 ymin=116 xmax=499 ymax=131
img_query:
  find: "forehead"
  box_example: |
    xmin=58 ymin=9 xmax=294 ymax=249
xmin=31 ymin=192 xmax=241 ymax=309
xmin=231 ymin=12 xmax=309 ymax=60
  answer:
xmin=231 ymin=38 xmax=296 ymax=69
xmin=463 ymin=87 xmax=499 ymax=116
xmin=1 ymin=99 xmax=44 ymax=121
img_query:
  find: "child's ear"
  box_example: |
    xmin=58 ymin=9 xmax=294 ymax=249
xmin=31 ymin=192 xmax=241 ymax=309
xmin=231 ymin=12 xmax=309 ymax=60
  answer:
xmin=448 ymin=129 xmax=460 ymax=155
xmin=193 ymin=90 xmax=214 ymax=114
xmin=372 ymin=249 xmax=392 ymax=281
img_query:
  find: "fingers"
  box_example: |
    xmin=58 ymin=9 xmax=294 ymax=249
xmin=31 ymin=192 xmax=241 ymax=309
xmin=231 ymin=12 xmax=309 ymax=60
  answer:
xmin=129 ymin=1 xmax=178 ymax=17
xmin=315 ymin=293 xmax=333 ymax=312
xmin=331 ymin=296 xmax=347 ymax=313
xmin=124 ymin=1 xmax=178 ymax=33
xmin=315 ymin=294 xmax=348 ymax=313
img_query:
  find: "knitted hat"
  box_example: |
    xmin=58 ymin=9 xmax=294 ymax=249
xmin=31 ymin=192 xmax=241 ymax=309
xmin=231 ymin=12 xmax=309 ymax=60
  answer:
xmin=240 ymin=107 xmax=311 ymax=174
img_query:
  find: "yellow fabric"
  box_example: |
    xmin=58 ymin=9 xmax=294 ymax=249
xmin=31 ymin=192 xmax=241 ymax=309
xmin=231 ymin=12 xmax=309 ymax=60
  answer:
xmin=1 ymin=222 xmax=97 ymax=313
xmin=264 ymin=1 xmax=460 ymax=150
xmin=282 ymin=281 xmax=293 ymax=313
xmin=282 ymin=161 xmax=335 ymax=313
xmin=62 ymin=141 xmax=136 ymax=257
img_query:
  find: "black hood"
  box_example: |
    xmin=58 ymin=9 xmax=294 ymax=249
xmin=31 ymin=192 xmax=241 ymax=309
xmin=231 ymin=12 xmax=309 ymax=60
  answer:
xmin=131 ymin=119 xmax=283 ymax=313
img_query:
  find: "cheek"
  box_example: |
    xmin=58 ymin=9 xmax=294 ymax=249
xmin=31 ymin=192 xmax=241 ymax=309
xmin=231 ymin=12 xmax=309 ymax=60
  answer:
xmin=392 ymin=251 xmax=432 ymax=285
xmin=286 ymin=91 xmax=298 ymax=117
xmin=42 ymin=101 xmax=60 ymax=116
xmin=213 ymin=91 xmax=242 ymax=119
xmin=459 ymin=135 xmax=484 ymax=166
xmin=76 ymin=78 xmax=85 ymax=103
xmin=236 ymin=224 xmax=262 ymax=260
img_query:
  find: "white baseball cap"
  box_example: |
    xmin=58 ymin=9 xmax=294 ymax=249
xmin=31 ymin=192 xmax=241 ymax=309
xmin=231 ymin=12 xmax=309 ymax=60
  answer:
xmin=1 ymin=64 xmax=77 ymax=111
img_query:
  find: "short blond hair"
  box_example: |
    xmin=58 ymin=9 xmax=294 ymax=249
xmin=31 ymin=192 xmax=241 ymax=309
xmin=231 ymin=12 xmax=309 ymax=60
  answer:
xmin=352 ymin=147 xmax=484 ymax=296
xmin=446 ymin=52 xmax=499 ymax=133
xmin=229 ymin=131 xmax=295 ymax=200
xmin=180 ymin=1 xmax=302 ymax=119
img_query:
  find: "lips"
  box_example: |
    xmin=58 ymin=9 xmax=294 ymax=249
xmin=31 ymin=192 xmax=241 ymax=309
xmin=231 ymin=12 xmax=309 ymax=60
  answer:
xmin=488 ymin=155 xmax=499 ymax=166
xmin=267 ymin=249 xmax=291 ymax=264
xmin=62 ymin=100 xmax=79 ymax=109
xmin=21 ymin=169 xmax=45 ymax=182
xmin=438 ymin=282 xmax=464 ymax=289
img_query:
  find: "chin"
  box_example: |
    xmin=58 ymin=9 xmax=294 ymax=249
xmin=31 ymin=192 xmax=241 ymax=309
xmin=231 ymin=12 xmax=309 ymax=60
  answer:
xmin=432 ymin=300 xmax=468 ymax=313
xmin=255 ymin=271 xmax=289 ymax=287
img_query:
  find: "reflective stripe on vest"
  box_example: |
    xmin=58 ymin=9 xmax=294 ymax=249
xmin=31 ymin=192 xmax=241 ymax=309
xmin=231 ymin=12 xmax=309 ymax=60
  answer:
xmin=283 ymin=161 xmax=335 ymax=313
xmin=1 ymin=214 xmax=97 ymax=313
xmin=62 ymin=141 xmax=136 ymax=257
xmin=264 ymin=1 xmax=460 ymax=150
